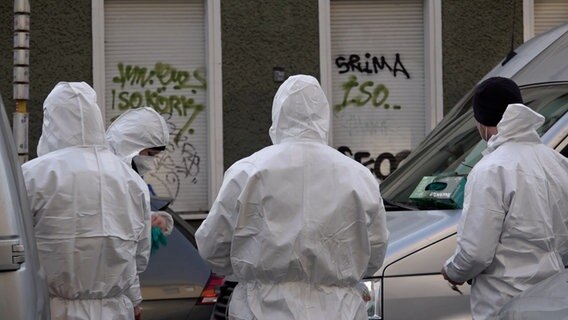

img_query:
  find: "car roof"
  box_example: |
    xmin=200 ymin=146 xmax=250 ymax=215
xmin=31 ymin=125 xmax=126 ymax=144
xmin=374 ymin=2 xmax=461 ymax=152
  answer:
xmin=483 ymin=23 xmax=568 ymax=85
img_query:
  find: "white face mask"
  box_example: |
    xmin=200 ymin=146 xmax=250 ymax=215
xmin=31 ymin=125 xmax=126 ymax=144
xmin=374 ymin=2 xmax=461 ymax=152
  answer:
xmin=477 ymin=123 xmax=490 ymax=141
xmin=133 ymin=155 xmax=156 ymax=176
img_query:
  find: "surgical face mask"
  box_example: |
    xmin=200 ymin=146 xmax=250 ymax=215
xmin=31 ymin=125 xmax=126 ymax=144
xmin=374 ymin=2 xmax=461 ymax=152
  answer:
xmin=133 ymin=155 xmax=156 ymax=176
xmin=477 ymin=123 xmax=490 ymax=141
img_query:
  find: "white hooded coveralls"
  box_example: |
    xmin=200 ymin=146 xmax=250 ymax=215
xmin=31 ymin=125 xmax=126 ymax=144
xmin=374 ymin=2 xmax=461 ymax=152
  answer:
xmin=106 ymin=106 xmax=170 ymax=167
xmin=444 ymin=104 xmax=568 ymax=320
xmin=498 ymin=269 xmax=568 ymax=319
xmin=196 ymin=75 xmax=389 ymax=320
xmin=22 ymin=82 xmax=152 ymax=320
xmin=106 ymin=107 xmax=173 ymax=235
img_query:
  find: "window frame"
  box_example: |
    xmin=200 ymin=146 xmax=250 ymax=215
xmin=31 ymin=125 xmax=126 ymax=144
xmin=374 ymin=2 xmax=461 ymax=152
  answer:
xmin=318 ymin=0 xmax=444 ymax=144
xmin=91 ymin=0 xmax=223 ymax=217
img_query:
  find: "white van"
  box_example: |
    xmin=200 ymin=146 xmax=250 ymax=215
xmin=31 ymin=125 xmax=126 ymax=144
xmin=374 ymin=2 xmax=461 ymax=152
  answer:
xmin=364 ymin=24 xmax=568 ymax=320
xmin=0 ymin=95 xmax=50 ymax=319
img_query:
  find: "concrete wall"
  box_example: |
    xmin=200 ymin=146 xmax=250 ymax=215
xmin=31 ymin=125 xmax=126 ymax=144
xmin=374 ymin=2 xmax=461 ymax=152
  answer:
xmin=442 ymin=0 xmax=524 ymax=113
xmin=0 ymin=0 xmax=92 ymax=159
xmin=220 ymin=0 xmax=320 ymax=169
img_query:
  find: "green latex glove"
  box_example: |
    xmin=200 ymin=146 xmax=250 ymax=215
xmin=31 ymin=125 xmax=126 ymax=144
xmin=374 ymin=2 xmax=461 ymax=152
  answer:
xmin=151 ymin=226 xmax=168 ymax=254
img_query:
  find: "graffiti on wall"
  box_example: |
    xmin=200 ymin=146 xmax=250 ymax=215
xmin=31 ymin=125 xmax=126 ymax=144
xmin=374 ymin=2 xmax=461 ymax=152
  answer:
xmin=111 ymin=62 xmax=206 ymax=143
xmin=333 ymin=53 xmax=410 ymax=114
xmin=338 ymin=146 xmax=410 ymax=180
xmin=110 ymin=62 xmax=206 ymax=200
xmin=334 ymin=53 xmax=413 ymax=179
xmin=335 ymin=53 xmax=410 ymax=78
xmin=149 ymin=113 xmax=201 ymax=200
xmin=339 ymin=114 xmax=390 ymax=137
xmin=333 ymin=75 xmax=402 ymax=113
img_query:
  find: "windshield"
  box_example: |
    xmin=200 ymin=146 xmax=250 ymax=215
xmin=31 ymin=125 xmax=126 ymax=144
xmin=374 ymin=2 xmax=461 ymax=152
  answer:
xmin=380 ymin=83 xmax=568 ymax=210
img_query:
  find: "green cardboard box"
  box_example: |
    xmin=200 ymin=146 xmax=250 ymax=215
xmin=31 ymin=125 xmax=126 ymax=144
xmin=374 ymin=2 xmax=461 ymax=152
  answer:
xmin=409 ymin=175 xmax=466 ymax=209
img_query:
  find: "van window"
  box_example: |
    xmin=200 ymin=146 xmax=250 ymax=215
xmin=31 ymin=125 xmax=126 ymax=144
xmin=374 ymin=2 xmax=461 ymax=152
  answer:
xmin=380 ymin=83 xmax=568 ymax=210
xmin=559 ymin=138 xmax=568 ymax=157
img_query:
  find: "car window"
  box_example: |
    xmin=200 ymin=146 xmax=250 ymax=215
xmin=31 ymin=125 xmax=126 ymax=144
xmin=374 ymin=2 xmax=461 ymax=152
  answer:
xmin=140 ymin=224 xmax=210 ymax=286
xmin=559 ymin=138 xmax=568 ymax=157
xmin=380 ymin=83 xmax=568 ymax=210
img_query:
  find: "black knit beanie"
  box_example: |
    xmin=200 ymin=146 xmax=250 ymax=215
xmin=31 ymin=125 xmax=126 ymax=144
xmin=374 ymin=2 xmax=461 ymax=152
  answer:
xmin=472 ymin=77 xmax=523 ymax=126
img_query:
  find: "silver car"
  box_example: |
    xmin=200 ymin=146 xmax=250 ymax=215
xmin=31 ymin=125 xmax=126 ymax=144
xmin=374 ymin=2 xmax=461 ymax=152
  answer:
xmin=363 ymin=24 xmax=568 ymax=319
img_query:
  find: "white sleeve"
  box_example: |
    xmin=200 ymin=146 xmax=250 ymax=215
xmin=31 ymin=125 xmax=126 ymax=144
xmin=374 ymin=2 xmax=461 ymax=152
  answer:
xmin=195 ymin=163 xmax=253 ymax=276
xmin=126 ymin=189 xmax=151 ymax=306
xmin=444 ymin=167 xmax=507 ymax=283
xmin=364 ymin=178 xmax=389 ymax=277
xmin=136 ymin=189 xmax=152 ymax=274
xmin=125 ymin=276 xmax=142 ymax=306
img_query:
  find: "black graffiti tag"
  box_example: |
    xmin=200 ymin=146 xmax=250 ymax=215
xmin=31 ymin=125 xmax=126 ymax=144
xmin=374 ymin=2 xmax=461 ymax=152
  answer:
xmin=335 ymin=53 xmax=410 ymax=79
xmin=338 ymin=146 xmax=410 ymax=180
xmin=148 ymin=115 xmax=202 ymax=202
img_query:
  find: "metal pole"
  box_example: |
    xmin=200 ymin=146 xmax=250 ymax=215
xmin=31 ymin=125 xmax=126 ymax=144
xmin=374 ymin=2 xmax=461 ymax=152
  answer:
xmin=13 ymin=0 xmax=30 ymax=163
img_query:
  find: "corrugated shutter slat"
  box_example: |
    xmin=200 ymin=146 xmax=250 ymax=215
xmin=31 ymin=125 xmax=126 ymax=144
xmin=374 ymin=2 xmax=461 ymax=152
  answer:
xmin=105 ymin=0 xmax=209 ymax=212
xmin=534 ymin=0 xmax=568 ymax=35
xmin=330 ymin=0 xmax=425 ymax=180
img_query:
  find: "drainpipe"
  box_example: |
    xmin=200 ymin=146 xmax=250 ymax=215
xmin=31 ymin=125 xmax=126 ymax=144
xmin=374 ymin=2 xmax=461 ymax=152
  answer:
xmin=13 ymin=0 xmax=30 ymax=163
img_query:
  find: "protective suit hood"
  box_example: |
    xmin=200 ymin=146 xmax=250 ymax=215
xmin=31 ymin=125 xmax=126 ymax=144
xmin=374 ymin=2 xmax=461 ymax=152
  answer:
xmin=37 ymin=82 xmax=106 ymax=156
xmin=485 ymin=103 xmax=544 ymax=154
xmin=106 ymin=107 xmax=170 ymax=165
xmin=269 ymin=75 xmax=330 ymax=145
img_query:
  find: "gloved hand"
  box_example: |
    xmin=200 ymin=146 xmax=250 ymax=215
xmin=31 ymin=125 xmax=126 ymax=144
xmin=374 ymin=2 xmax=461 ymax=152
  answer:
xmin=356 ymin=281 xmax=371 ymax=302
xmin=151 ymin=211 xmax=173 ymax=235
xmin=151 ymin=226 xmax=168 ymax=254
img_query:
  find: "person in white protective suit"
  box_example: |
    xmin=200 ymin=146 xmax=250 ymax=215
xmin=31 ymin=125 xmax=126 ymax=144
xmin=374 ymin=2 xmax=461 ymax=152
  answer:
xmin=441 ymin=77 xmax=568 ymax=320
xmin=498 ymin=269 xmax=568 ymax=319
xmin=106 ymin=107 xmax=174 ymax=236
xmin=22 ymin=82 xmax=152 ymax=320
xmin=196 ymin=74 xmax=389 ymax=320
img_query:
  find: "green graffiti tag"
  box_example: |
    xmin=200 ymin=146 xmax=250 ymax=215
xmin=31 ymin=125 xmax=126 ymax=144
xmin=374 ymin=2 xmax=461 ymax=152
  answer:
xmin=112 ymin=62 xmax=207 ymax=91
xmin=110 ymin=62 xmax=207 ymax=143
xmin=333 ymin=75 xmax=402 ymax=114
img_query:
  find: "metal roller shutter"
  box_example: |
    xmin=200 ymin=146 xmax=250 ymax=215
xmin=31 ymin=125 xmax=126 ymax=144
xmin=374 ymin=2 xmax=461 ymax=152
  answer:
xmin=104 ymin=0 xmax=209 ymax=212
xmin=534 ymin=0 xmax=568 ymax=35
xmin=330 ymin=0 xmax=425 ymax=180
